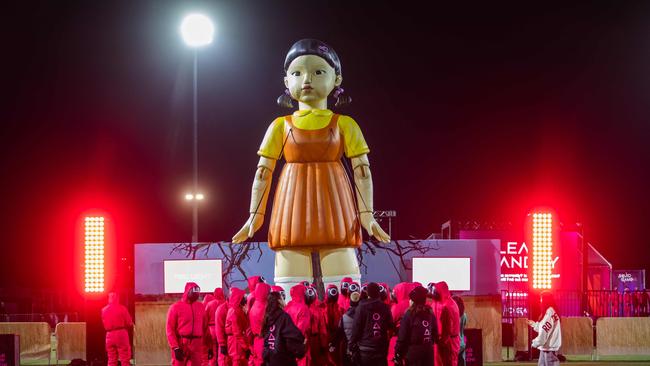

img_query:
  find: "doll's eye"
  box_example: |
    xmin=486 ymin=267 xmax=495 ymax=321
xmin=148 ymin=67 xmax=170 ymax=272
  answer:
xmin=315 ymin=70 xmax=326 ymax=75
xmin=291 ymin=71 xmax=301 ymax=76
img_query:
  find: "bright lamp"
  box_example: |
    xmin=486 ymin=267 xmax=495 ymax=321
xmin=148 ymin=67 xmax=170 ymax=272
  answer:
xmin=180 ymin=14 xmax=215 ymax=47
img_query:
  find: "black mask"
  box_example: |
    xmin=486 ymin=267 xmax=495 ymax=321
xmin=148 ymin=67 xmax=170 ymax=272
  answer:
xmin=431 ymin=288 xmax=441 ymax=301
xmin=187 ymin=287 xmax=200 ymax=303
xmin=379 ymin=285 xmax=388 ymax=301
xmin=349 ymin=283 xmax=360 ymax=293
xmin=427 ymin=283 xmax=436 ymax=297
xmin=305 ymin=287 xmax=317 ymax=306
xmin=390 ymin=291 xmax=397 ymax=303
xmin=327 ymin=287 xmax=339 ymax=303
xmin=341 ymin=282 xmax=350 ymax=296
xmin=259 ymin=276 xmax=266 ymax=283
xmin=279 ymin=290 xmax=286 ymax=301
xmin=301 ymin=280 xmax=311 ymax=287
xmin=240 ymin=296 xmax=247 ymax=307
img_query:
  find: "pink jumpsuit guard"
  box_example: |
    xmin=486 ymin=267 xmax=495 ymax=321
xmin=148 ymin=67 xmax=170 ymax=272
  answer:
xmin=101 ymin=292 xmax=133 ymax=366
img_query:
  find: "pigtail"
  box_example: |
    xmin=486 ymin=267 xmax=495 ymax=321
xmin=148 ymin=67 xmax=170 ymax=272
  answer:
xmin=333 ymin=86 xmax=351 ymax=107
xmin=277 ymin=89 xmax=294 ymax=108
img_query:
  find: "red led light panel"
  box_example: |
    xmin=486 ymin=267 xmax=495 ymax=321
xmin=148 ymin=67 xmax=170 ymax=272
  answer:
xmin=84 ymin=216 xmax=105 ymax=293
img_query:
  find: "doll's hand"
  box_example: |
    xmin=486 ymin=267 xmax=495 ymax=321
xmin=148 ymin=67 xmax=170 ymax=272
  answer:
xmin=360 ymin=212 xmax=390 ymax=243
xmin=232 ymin=213 xmax=264 ymax=243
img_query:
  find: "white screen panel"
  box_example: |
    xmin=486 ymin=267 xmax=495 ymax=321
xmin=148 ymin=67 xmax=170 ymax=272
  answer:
xmin=164 ymin=259 xmax=222 ymax=293
xmin=412 ymin=257 xmax=471 ymax=291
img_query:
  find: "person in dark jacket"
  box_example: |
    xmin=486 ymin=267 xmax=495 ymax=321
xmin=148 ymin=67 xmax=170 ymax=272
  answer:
xmin=394 ymin=286 xmax=438 ymax=366
xmin=262 ymin=291 xmax=306 ymax=366
xmin=350 ymin=282 xmax=395 ymax=366
xmin=333 ymin=291 xmax=361 ymax=366
xmin=325 ymin=284 xmax=345 ymax=366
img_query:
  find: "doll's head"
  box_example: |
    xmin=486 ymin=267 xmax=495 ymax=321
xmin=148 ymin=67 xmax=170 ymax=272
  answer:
xmin=278 ymin=39 xmax=350 ymax=108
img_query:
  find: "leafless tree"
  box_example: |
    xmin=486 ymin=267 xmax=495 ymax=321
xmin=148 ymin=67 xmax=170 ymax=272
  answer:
xmin=171 ymin=242 xmax=264 ymax=290
xmin=172 ymin=239 xmax=437 ymax=288
xmin=357 ymin=239 xmax=439 ymax=282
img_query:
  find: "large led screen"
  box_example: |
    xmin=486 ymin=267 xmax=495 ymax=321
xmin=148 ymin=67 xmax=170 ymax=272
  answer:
xmin=164 ymin=259 xmax=222 ymax=293
xmin=412 ymin=257 xmax=471 ymax=291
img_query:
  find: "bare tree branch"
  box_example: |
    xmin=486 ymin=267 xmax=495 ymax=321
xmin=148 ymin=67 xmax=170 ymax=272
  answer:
xmin=172 ymin=239 xmax=439 ymax=289
xmin=356 ymin=239 xmax=439 ymax=279
xmin=171 ymin=241 xmax=264 ymax=290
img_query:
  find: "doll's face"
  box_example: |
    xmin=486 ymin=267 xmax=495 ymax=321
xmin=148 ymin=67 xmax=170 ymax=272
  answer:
xmin=284 ymin=55 xmax=341 ymax=106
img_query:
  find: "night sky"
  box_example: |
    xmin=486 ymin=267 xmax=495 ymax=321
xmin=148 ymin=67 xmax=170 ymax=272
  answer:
xmin=2 ymin=1 xmax=649 ymax=290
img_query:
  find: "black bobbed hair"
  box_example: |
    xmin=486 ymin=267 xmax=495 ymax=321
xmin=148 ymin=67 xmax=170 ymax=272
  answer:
xmin=284 ymin=39 xmax=341 ymax=75
xmin=278 ymin=39 xmax=350 ymax=108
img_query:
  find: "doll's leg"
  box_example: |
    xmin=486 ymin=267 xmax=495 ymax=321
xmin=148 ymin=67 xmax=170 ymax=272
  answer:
xmin=274 ymin=249 xmax=313 ymax=298
xmin=319 ymin=248 xmax=361 ymax=290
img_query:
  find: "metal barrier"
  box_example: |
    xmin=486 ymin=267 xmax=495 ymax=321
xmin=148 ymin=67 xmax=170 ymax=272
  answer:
xmin=502 ymin=290 xmax=650 ymax=319
xmin=555 ymin=290 xmax=582 ymax=317
xmin=587 ymin=290 xmax=650 ymax=317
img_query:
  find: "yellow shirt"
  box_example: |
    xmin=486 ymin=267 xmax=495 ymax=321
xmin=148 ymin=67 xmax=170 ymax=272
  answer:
xmin=257 ymin=109 xmax=370 ymax=159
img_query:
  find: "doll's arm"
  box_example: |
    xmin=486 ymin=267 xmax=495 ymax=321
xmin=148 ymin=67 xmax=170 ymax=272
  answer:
xmin=232 ymin=157 xmax=276 ymax=243
xmin=351 ymin=154 xmax=390 ymax=242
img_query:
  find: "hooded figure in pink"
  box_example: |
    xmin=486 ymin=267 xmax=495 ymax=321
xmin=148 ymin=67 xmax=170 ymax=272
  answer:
xmin=249 ymin=283 xmax=271 ymax=366
xmin=166 ymin=282 xmax=210 ymax=366
xmin=200 ymin=294 xmax=215 ymax=366
xmin=101 ymin=292 xmax=133 ymax=366
xmin=305 ymin=285 xmax=328 ymax=366
xmin=434 ymin=281 xmax=460 ymax=366
xmin=285 ymin=284 xmax=311 ymax=366
xmin=246 ymin=276 xmax=265 ymax=312
xmin=270 ymin=285 xmax=286 ymax=301
xmin=324 ymin=284 xmax=345 ymax=366
xmin=215 ymin=297 xmax=232 ymax=366
xmin=338 ymin=277 xmax=353 ymax=311
xmin=205 ymin=288 xmax=226 ymax=366
xmin=225 ymin=288 xmax=251 ymax=366
xmin=248 ymin=276 xmax=265 ymax=292
xmin=388 ymin=282 xmax=414 ymax=366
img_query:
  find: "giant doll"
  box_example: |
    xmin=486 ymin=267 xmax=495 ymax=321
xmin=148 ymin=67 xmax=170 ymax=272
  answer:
xmin=232 ymin=39 xmax=390 ymax=294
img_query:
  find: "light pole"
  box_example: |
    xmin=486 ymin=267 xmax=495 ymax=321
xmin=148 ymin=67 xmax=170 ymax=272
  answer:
xmin=180 ymin=13 xmax=214 ymax=243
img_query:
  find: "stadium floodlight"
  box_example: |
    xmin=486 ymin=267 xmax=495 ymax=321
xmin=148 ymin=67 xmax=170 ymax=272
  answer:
xmin=180 ymin=14 xmax=215 ymax=48
xmin=179 ymin=13 xmax=215 ymax=242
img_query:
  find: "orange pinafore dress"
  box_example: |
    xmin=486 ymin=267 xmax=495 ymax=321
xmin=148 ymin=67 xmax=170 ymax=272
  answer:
xmin=268 ymin=114 xmax=362 ymax=250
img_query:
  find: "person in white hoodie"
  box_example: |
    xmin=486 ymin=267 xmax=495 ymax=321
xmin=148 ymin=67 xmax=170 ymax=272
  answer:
xmin=527 ymin=291 xmax=561 ymax=366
